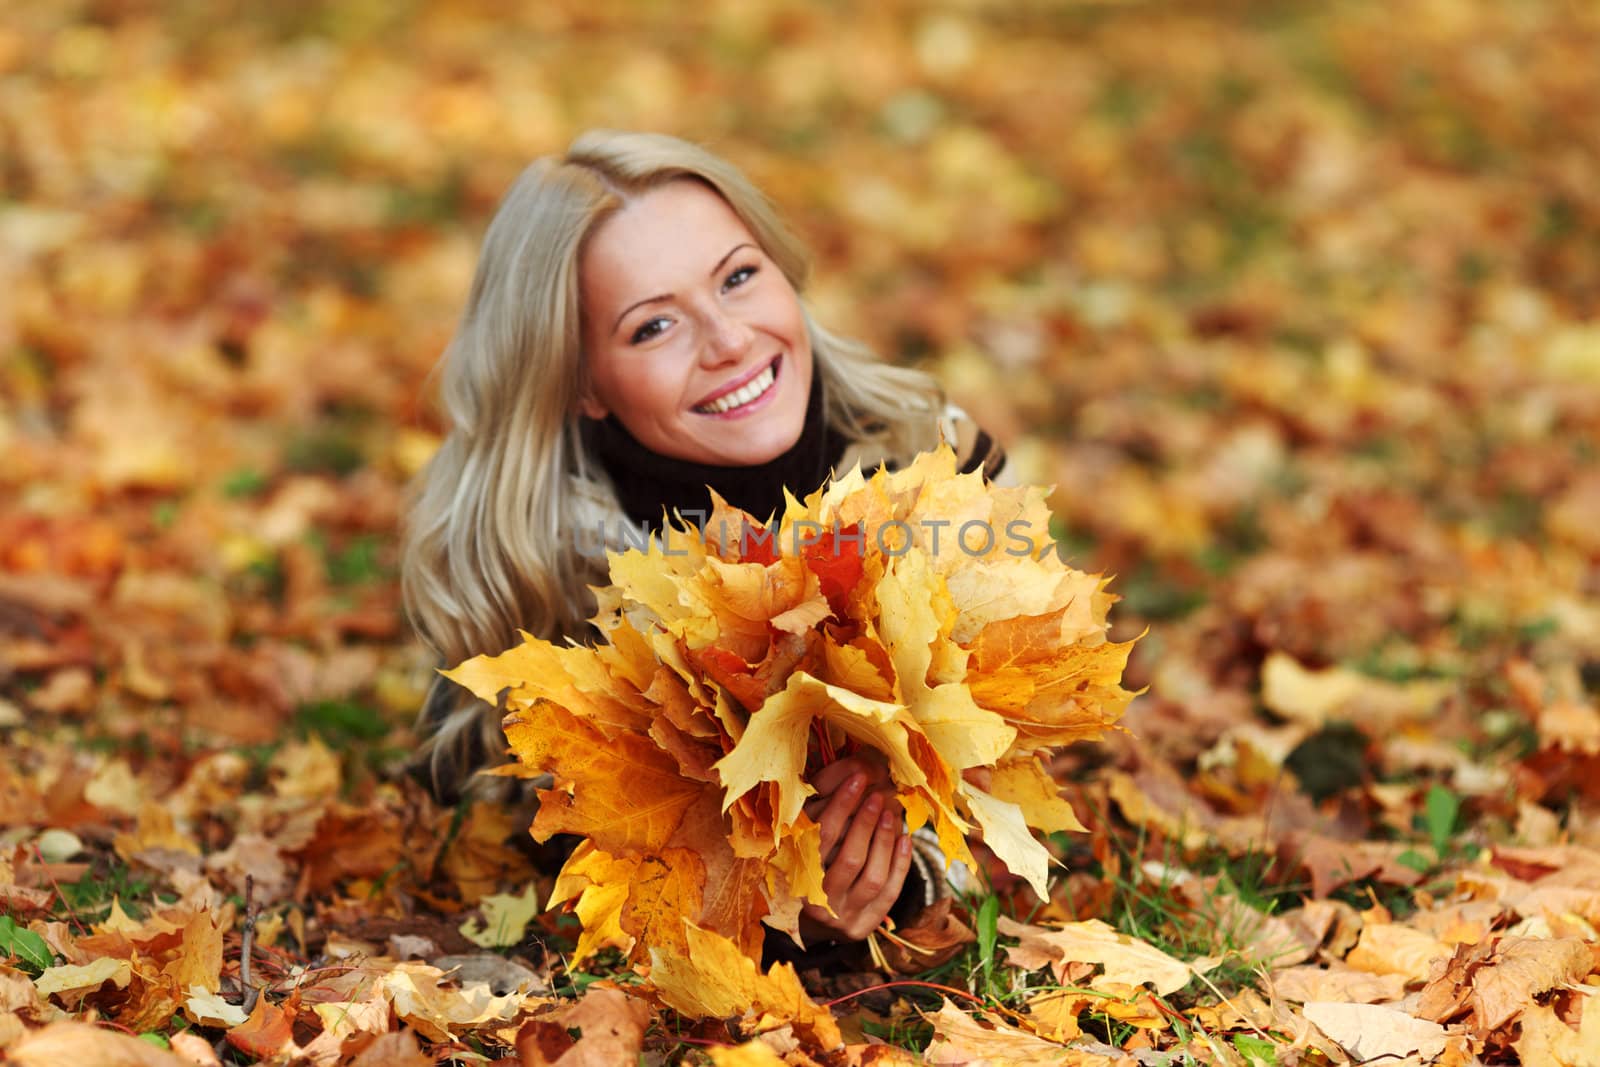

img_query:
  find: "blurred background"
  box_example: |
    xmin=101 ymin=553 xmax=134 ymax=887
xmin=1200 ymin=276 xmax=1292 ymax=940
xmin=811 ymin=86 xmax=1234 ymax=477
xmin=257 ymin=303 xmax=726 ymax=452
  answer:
xmin=3 ymin=0 xmax=1600 ymax=831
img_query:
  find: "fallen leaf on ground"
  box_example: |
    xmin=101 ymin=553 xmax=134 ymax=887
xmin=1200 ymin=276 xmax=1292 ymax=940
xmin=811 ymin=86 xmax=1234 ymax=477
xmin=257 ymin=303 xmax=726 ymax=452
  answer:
xmin=648 ymin=923 xmax=842 ymax=1049
xmin=1512 ymin=994 xmax=1600 ymax=1067
xmin=923 ymin=998 xmax=1096 ymax=1065
xmin=7 ymin=1020 xmax=187 ymax=1066
xmin=1302 ymin=1001 xmax=1452 ymax=1062
xmin=459 ymin=885 xmax=541 ymax=948
xmin=1269 ymin=963 xmax=1408 ymax=1005
xmin=998 ymin=915 xmax=1192 ymax=995
xmin=878 ymin=898 xmax=976 ymax=973
xmin=1346 ymin=921 xmax=1455 ymax=985
xmin=517 ymin=987 xmax=651 ymax=1067
xmin=181 ymin=984 xmax=247 ymax=1028
xmin=1418 ymin=935 xmax=1596 ymax=1034
xmin=32 ymin=956 xmax=131 ymax=1007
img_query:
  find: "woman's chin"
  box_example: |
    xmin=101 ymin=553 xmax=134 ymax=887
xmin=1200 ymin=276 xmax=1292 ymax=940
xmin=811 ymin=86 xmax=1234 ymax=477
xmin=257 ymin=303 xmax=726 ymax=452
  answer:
xmin=691 ymin=409 xmax=807 ymax=466
xmin=709 ymin=432 xmax=801 ymax=467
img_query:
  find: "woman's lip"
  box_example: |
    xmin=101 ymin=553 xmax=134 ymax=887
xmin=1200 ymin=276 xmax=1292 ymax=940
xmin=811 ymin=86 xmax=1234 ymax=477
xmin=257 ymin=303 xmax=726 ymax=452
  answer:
xmin=693 ymin=355 xmax=781 ymax=408
xmin=694 ymin=356 xmax=780 ymax=419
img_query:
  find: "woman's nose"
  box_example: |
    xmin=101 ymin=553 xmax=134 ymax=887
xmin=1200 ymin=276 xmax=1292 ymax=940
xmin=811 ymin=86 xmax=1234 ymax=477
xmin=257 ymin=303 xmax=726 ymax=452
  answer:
xmin=703 ymin=307 xmax=755 ymax=363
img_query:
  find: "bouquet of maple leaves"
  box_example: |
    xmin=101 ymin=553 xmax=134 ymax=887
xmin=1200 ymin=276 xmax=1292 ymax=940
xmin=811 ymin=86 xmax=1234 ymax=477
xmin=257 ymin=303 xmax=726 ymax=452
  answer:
xmin=446 ymin=447 xmax=1135 ymax=1015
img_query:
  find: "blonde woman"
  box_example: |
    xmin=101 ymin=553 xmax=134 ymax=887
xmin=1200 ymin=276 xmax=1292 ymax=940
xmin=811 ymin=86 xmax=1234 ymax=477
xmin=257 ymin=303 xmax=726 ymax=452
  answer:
xmin=403 ymin=130 xmax=1006 ymax=947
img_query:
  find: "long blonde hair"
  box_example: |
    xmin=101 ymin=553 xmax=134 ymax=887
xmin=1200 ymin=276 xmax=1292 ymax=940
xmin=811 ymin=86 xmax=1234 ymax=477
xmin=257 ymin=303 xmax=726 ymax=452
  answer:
xmin=402 ymin=130 xmax=944 ymax=798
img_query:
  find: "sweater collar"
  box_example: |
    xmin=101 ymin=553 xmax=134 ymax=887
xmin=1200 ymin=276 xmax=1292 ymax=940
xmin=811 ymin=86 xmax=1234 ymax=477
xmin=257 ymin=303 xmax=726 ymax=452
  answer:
xmin=581 ymin=371 xmax=846 ymax=532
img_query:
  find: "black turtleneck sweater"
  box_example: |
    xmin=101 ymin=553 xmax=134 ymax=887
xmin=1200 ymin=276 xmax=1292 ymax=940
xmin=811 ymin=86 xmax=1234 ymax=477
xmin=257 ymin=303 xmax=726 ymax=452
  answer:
xmin=582 ymin=370 xmax=849 ymax=531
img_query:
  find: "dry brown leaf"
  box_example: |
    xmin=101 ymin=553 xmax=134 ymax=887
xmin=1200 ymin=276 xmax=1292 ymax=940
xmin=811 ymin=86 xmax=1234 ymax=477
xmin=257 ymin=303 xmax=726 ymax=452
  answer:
xmin=518 ymin=988 xmax=652 ymax=1067
xmin=346 ymin=1030 xmax=435 ymax=1067
xmin=1512 ymin=995 xmax=1600 ymax=1067
xmin=1416 ymin=940 xmax=1493 ymax=1025
xmin=1470 ymin=937 xmax=1594 ymax=1033
xmin=1269 ymin=963 xmax=1407 ymax=1005
xmin=1302 ymin=1001 xmax=1452 ymax=1062
xmin=922 ymin=998 xmax=1077 ymax=1065
xmin=1346 ymin=921 xmax=1454 ymax=985
xmin=998 ymin=915 xmax=1192 ymax=995
xmin=223 ymin=994 xmax=298 ymax=1061
xmin=380 ymin=961 xmax=525 ymax=1043
xmin=878 ymin=898 xmax=976 ymax=974
xmin=1291 ymin=833 xmax=1427 ymax=898
xmin=8 ymin=1020 xmax=188 ymax=1066
xmin=0 ymin=968 xmax=56 ymax=1025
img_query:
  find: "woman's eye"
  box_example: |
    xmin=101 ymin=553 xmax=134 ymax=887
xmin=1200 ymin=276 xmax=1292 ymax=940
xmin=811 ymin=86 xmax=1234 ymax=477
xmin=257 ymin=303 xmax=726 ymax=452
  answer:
xmin=723 ymin=265 xmax=758 ymax=291
xmin=630 ymin=317 xmax=669 ymax=344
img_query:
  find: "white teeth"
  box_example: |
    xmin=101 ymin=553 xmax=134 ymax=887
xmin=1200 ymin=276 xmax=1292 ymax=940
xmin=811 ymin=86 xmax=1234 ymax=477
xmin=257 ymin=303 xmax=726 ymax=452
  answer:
xmin=697 ymin=364 xmax=776 ymax=414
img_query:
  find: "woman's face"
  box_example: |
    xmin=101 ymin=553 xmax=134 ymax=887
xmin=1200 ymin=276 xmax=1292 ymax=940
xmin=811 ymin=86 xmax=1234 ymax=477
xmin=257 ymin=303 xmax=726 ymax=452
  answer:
xmin=577 ymin=179 xmax=815 ymax=467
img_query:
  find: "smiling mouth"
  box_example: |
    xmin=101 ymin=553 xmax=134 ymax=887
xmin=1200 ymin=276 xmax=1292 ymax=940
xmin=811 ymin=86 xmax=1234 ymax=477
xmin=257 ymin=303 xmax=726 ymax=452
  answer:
xmin=693 ymin=357 xmax=780 ymax=415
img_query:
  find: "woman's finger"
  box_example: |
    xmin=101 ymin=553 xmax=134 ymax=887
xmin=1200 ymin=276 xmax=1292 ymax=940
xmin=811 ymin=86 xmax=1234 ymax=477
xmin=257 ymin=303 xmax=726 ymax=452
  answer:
xmin=816 ymin=826 xmax=914 ymax=941
xmin=823 ymin=791 xmax=882 ymax=892
xmin=848 ymin=834 xmax=914 ymax=938
xmin=885 ymin=830 xmax=913 ymax=908
xmin=845 ymin=801 xmax=906 ymax=906
xmin=810 ymin=755 xmax=871 ymax=798
xmin=812 ymin=772 xmax=866 ymax=861
xmin=802 ymin=756 xmax=872 ymax=829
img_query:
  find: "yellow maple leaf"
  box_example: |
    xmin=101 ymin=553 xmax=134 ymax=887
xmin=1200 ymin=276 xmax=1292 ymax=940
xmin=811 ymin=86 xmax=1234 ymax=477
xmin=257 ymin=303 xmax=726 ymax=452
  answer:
xmin=819 ymin=631 xmax=897 ymax=701
xmin=550 ymin=843 xmax=636 ymax=961
xmin=998 ymin=916 xmax=1192 ymax=996
xmin=458 ymin=885 xmax=541 ymax=949
xmin=987 ymin=756 xmax=1089 ymax=835
xmin=875 ymin=548 xmax=1016 ymax=770
xmin=715 ymin=671 xmax=930 ymax=828
xmin=960 ymin=782 xmax=1053 ymax=897
xmin=649 ymin=923 xmax=842 ymax=1049
xmin=504 ymin=701 xmax=708 ymax=852
xmin=445 ymin=638 xmax=650 ymax=737
xmin=769 ymin=815 xmax=827 ymax=905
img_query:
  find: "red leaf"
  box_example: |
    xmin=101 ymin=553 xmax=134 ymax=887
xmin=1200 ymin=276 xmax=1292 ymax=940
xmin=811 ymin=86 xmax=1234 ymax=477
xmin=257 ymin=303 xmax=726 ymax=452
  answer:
xmin=686 ymin=645 xmax=768 ymax=713
xmin=802 ymin=524 xmax=864 ymax=613
xmin=737 ymin=521 xmax=780 ymax=566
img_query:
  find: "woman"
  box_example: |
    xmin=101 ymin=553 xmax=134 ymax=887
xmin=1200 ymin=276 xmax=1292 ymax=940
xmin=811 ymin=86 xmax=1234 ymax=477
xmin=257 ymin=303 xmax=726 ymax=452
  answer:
xmin=403 ymin=130 xmax=1006 ymax=946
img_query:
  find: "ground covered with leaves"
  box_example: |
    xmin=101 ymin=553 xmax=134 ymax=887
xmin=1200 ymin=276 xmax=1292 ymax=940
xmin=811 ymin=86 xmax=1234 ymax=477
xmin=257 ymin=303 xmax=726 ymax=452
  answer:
xmin=3 ymin=1 xmax=1600 ymax=1064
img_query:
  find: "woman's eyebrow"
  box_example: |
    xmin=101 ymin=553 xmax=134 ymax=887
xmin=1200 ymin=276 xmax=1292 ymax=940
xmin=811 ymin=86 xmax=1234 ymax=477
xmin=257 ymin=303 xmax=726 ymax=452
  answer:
xmin=611 ymin=243 xmax=759 ymax=334
xmin=613 ymin=293 xmax=669 ymax=333
xmin=708 ymin=242 xmax=756 ymax=278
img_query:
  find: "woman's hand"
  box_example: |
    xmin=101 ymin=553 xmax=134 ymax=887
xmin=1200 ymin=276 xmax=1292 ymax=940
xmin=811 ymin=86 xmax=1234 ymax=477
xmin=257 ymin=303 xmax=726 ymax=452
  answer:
xmin=798 ymin=755 xmax=913 ymax=944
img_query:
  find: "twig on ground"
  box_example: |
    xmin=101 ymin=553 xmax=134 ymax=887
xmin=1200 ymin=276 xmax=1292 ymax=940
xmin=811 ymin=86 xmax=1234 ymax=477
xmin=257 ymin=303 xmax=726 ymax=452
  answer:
xmin=31 ymin=843 xmax=89 ymax=937
xmin=241 ymin=873 xmax=261 ymax=1015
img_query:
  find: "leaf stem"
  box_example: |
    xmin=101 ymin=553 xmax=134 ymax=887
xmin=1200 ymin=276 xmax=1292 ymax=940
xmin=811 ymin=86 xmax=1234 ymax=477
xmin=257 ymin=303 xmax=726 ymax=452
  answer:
xmin=824 ymin=978 xmax=982 ymax=1008
xmin=32 ymin=844 xmax=89 ymax=937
